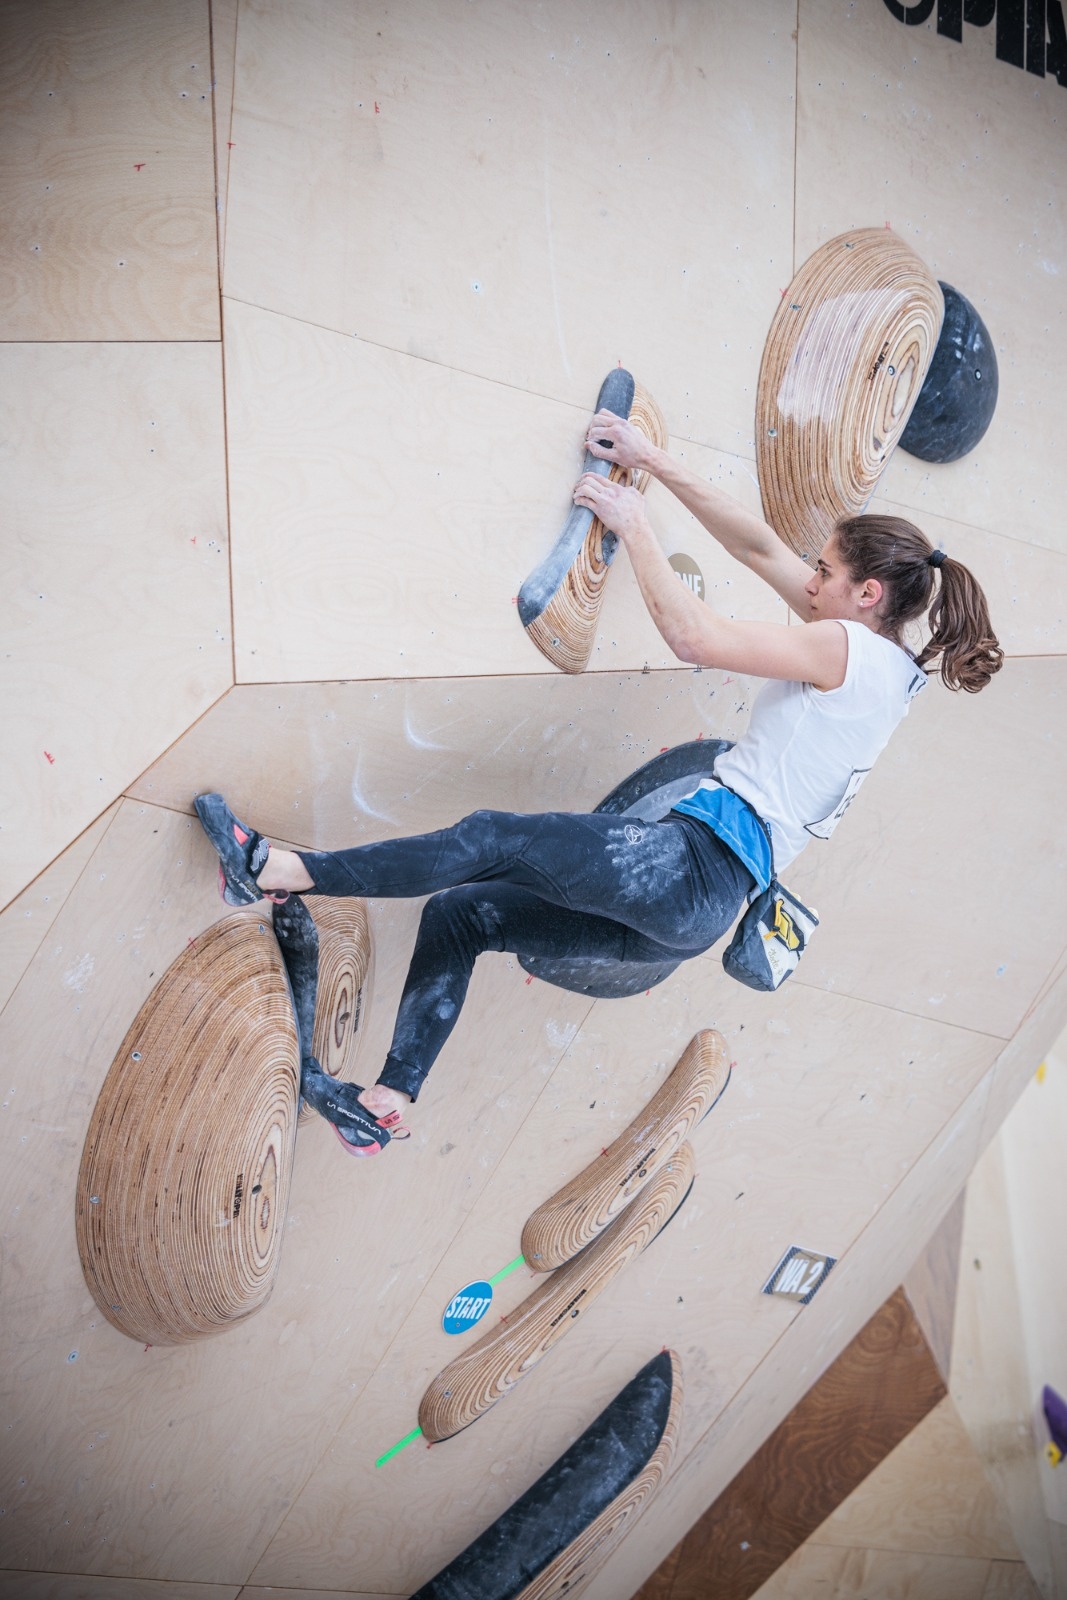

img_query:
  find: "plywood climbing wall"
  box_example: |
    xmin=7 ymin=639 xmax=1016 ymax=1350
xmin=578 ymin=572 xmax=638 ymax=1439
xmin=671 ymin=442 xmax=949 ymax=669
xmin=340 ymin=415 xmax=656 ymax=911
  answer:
xmin=1 ymin=3 xmax=1066 ymax=1599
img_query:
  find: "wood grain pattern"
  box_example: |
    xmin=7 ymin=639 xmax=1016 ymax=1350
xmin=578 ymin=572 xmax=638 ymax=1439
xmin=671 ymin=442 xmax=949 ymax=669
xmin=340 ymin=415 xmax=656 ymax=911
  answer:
xmin=0 ymin=0 xmax=218 ymax=340
xmin=756 ymin=229 xmax=942 ymax=562
xmin=902 ymin=1190 xmax=965 ymax=1382
xmin=522 ymin=1030 xmax=727 ymax=1272
xmin=296 ymin=897 xmax=372 ymax=1121
xmin=75 ymin=911 xmax=300 ymax=1345
xmin=515 ymin=1349 xmax=684 ymax=1600
xmin=634 ymin=1286 xmax=947 ymax=1600
xmin=419 ymin=1143 xmax=695 ymax=1443
xmin=524 ymin=383 xmax=668 ymax=675
xmin=0 ymin=339 xmax=230 ymax=907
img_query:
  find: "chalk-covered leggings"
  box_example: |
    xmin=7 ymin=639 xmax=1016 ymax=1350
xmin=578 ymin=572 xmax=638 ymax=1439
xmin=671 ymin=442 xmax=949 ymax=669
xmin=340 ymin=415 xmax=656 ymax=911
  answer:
xmin=297 ymin=809 xmax=753 ymax=1101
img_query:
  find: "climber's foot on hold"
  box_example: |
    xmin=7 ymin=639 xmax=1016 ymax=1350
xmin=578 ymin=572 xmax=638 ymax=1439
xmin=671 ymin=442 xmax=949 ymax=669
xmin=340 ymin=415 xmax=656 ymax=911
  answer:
xmin=194 ymin=792 xmax=286 ymax=906
xmin=301 ymin=1059 xmax=410 ymax=1158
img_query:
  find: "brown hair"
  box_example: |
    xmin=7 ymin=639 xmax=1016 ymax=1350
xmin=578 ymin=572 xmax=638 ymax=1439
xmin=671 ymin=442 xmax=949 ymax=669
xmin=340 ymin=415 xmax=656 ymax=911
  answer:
xmin=833 ymin=513 xmax=1003 ymax=693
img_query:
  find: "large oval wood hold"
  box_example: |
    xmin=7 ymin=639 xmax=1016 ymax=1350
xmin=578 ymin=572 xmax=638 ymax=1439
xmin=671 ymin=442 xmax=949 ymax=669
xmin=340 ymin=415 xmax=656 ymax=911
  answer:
xmin=756 ymin=228 xmax=943 ymax=562
xmin=419 ymin=1142 xmax=694 ymax=1443
xmin=76 ymin=912 xmax=300 ymax=1345
xmin=522 ymin=1029 xmax=728 ymax=1272
xmin=413 ymin=1349 xmax=682 ymax=1600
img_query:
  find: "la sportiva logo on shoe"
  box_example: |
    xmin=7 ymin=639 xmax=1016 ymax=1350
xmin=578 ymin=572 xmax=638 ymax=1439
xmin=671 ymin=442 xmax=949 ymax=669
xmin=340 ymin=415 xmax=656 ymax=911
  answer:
xmin=882 ymin=0 xmax=1067 ymax=85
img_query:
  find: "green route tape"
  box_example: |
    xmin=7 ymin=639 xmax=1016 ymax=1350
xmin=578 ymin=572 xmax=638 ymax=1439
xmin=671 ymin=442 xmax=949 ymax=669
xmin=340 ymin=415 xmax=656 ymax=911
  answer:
xmin=488 ymin=1252 xmax=527 ymax=1286
xmin=375 ymin=1425 xmax=423 ymax=1469
xmin=375 ymin=1254 xmax=529 ymax=1465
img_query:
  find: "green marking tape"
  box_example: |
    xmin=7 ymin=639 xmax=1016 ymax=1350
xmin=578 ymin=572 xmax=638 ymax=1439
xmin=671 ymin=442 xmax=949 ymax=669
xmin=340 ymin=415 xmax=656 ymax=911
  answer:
xmin=375 ymin=1255 xmax=528 ymax=1466
xmin=375 ymin=1425 xmax=423 ymax=1469
xmin=488 ymin=1252 xmax=526 ymax=1286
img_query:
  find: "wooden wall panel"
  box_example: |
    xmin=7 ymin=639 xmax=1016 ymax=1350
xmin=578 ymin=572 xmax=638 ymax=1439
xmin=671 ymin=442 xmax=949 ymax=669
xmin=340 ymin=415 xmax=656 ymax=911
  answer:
xmin=128 ymin=654 xmax=1067 ymax=1046
xmin=795 ymin=0 xmax=1067 ymax=559
xmin=632 ymin=1288 xmax=947 ymax=1600
xmin=750 ymin=1545 xmax=1005 ymax=1600
xmin=223 ymin=0 xmax=796 ymax=449
xmin=0 ymin=1576 xmax=239 ymax=1600
xmin=580 ymin=1063 xmax=994 ymax=1600
xmin=804 ymin=1395 xmax=1019 ymax=1563
xmin=0 ymin=342 xmax=231 ymax=908
xmin=0 ymin=0 xmax=219 ymax=341
xmin=902 ymin=1191 xmax=965 ymax=1382
xmin=999 ymin=1051 xmax=1067 ymax=1530
xmin=209 ymin=0 xmax=239 ymax=279
xmin=0 ymin=804 xmax=118 ymax=1013
xmin=978 ymin=940 xmax=1067 ymax=1152
xmin=246 ymin=970 xmax=998 ymax=1592
xmin=223 ymin=299 xmax=786 ymax=684
xmin=952 ymin=1138 xmax=1059 ymax=1598
xmin=127 ymin=667 xmax=762 ymax=849
xmin=0 ymin=798 xmax=598 ymax=1582
xmin=784 ymin=657 xmax=1067 ymax=1040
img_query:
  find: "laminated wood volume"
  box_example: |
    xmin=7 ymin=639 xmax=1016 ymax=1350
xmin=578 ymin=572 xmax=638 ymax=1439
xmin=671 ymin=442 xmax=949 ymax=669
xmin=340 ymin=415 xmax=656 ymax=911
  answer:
xmin=299 ymin=897 xmax=371 ymax=1119
xmin=523 ymin=381 xmax=667 ymax=674
xmin=522 ymin=1028 xmax=728 ymax=1272
xmin=756 ymin=228 xmax=943 ymax=562
xmin=76 ymin=912 xmax=300 ymax=1345
xmin=419 ymin=1141 xmax=695 ymax=1443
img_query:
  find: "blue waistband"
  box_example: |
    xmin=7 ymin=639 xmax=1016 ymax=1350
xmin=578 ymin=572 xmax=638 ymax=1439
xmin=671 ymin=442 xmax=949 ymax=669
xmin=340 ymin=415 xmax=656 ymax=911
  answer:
xmin=671 ymin=784 xmax=773 ymax=892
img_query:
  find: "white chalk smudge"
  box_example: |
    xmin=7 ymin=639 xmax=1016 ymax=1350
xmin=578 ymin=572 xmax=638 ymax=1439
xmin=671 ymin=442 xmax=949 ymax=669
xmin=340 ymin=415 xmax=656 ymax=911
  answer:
xmin=64 ymin=953 xmax=94 ymax=993
xmin=546 ymin=1019 xmax=578 ymax=1051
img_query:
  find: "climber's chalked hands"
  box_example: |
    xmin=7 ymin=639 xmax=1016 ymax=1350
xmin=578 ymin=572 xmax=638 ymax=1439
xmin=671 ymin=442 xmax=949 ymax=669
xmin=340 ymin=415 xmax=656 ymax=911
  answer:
xmin=573 ymin=472 xmax=650 ymax=541
xmin=584 ymin=410 xmax=654 ymax=475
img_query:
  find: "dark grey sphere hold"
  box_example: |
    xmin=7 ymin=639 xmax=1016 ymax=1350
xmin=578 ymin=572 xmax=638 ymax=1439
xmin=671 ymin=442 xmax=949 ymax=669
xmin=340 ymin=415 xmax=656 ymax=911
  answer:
xmin=900 ymin=282 xmax=998 ymax=463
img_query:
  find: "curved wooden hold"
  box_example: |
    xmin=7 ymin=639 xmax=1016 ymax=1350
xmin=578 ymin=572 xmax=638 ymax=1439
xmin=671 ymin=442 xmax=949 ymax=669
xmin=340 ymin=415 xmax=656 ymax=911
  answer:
xmin=272 ymin=895 xmax=372 ymax=1119
xmin=756 ymin=228 xmax=943 ymax=562
xmin=75 ymin=913 xmax=300 ymax=1345
xmin=419 ymin=1142 xmax=694 ymax=1443
xmin=519 ymin=371 xmax=667 ymax=675
xmin=522 ymin=1029 xmax=728 ymax=1272
xmin=413 ymin=1350 xmax=682 ymax=1600
xmin=307 ymin=898 xmax=371 ymax=1080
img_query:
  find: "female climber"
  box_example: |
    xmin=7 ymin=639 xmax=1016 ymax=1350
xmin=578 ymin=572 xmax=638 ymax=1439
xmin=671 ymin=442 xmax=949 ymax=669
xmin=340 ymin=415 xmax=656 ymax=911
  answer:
xmin=195 ymin=408 xmax=1002 ymax=1155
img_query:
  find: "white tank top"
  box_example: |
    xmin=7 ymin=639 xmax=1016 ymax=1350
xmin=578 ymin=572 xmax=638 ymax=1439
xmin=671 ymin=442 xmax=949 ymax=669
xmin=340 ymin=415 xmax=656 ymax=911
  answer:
xmin=700 ymin=621 xmax=927 ymax=874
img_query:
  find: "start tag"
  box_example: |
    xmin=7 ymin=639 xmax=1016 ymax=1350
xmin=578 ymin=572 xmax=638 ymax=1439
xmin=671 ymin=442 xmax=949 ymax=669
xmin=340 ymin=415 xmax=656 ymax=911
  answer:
xmin=442 ymin=1279 xmax=494 ymax=1335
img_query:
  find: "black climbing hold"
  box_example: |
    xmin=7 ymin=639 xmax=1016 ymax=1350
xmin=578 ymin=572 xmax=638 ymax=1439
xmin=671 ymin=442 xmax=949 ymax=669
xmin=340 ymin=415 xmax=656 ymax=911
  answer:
xmin=516 ymin=367 xmax=636 ymax=630
xmin=411 ymin=1351 xmax=675 ymax=1600
xmin=272 ymin=894 xmax=319 ymax=1060
xmin=900 ymin=282 xmax=998 ymax=463
xmin=518 ymin=740 xmax=733 ymax=997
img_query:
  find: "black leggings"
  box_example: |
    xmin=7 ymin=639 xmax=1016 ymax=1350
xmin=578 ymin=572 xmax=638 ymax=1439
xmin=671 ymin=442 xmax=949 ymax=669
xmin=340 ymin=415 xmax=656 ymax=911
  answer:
xmin=298 ymin=809 xmax=752 ymax=1101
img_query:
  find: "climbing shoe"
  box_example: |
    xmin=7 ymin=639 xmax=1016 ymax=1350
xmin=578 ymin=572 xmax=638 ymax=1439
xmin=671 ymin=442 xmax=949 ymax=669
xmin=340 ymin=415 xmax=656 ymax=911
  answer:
xmin=194 ymin=792 xmax=286 ymax=906
xmin=300 ymin=1057 xmax=394 ymax=1157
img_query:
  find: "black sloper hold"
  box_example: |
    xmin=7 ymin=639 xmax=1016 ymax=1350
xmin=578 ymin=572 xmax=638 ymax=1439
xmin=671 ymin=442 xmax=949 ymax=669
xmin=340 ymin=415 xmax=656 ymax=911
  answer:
xmin=272 ymin=894 xmax=319 ymax=1060
xmin=411 ymin=1351 xmax=674 ymax=1600
xmin=519 ymin=739 xmax=734 ymax=997
xmin=899 ymin=281 xmax=999 ymax=463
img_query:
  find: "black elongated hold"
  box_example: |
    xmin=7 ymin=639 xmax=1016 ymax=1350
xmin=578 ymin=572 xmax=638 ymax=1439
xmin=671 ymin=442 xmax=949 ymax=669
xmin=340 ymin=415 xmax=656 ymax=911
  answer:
xmin=272 ymin=894 xmax=319 ymax=1060
xmin=899 ymin=281 xmax=998 ymax=463
xmin=519 ymin=739 xmax=734 ymax=997
xmin=411 ymin=1351 xmax=676 ymax=1600
xmin=516 ymin=367 xmax=636 ymax=628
